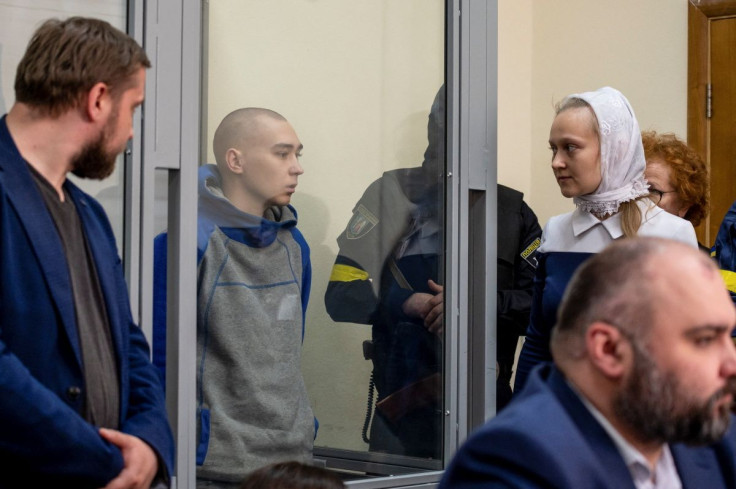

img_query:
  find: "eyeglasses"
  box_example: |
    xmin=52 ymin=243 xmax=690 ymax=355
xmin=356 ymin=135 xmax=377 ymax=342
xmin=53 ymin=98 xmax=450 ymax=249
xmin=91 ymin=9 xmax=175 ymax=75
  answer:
xmin=649 ymin=188 xmax=677 ymax=204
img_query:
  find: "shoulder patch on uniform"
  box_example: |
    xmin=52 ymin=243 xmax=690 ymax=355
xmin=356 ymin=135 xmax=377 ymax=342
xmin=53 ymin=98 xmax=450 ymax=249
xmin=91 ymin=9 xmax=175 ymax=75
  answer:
xmin=346 ymin=204 xmax=379 ymax=239
xmin=521 ymin=237 xmax=541 ymax=269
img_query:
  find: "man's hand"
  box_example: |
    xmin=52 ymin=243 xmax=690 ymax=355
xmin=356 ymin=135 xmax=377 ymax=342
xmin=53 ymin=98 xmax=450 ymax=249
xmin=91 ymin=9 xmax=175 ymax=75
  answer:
xmin=400 ymin=280 xmax=445 ymax=336
xmin=423 ymin=279 xmax=444 ymax=335
xmin=402 ymin=292 xmax=433 ymax=319
xmin=99 ymin=428 xmax=158 ymax=489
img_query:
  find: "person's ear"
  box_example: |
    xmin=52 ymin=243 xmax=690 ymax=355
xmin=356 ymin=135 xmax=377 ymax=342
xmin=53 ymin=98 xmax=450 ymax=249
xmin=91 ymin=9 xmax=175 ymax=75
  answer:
xmin=585 ymin=322 xmax=630 ymax=380
xmin=84 ymin=82 xmax=111 ymax=123
xmin=225 ymin=148 xmax=244 ymax=174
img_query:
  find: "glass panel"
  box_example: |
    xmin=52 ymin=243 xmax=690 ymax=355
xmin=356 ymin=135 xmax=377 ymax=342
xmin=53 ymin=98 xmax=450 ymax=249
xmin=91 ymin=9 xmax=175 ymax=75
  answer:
xmin=154 ymin=170 xmax=170 ymax=237
xmin=0 ymin=2 xmax=128 ymax=254
xmin=151 ymin=168 xmax=169 ymax=390
xmin=200 ymin=0 xmax=445 ymax=481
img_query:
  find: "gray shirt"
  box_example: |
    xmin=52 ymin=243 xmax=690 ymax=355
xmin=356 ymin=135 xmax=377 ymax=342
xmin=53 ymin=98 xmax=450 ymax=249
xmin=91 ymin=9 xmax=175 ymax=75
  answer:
xmin=31 ymin=166 xmax=120 ymax=429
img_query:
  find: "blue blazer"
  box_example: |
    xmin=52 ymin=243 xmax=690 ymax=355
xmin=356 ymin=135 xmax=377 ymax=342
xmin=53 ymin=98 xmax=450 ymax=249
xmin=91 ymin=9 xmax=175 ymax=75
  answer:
xmin=0 ymin=116 xmax=174 ymax=486
xmin=441 ymin=364 xmax=736 ymax=489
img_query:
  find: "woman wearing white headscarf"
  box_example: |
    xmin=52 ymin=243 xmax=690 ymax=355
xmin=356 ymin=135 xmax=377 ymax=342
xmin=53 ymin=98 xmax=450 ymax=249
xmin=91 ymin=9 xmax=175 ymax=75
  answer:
xmin=513 ymin=87 xmax=697 ymax=393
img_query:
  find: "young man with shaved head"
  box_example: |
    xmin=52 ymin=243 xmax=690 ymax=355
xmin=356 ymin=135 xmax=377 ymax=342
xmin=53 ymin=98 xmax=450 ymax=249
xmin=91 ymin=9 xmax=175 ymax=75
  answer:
xmin=154 ymin=108 xmax=313 ymax=485
xmin=440 ymin=237 xmax=736 ymax=489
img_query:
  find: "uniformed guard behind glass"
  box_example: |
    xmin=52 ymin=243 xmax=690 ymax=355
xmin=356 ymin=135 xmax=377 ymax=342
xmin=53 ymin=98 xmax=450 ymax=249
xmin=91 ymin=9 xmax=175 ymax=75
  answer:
xmin=153 ymin=108 xmax=316 ymax=486
xmin=324 ymin=85 xmax=542 ymax=459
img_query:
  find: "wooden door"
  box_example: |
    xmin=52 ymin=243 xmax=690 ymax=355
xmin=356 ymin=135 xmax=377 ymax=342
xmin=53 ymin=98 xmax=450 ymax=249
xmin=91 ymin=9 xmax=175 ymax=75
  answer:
xmin=709 ymin=17 xmax=736 ymax=245
xmin=688 ymin=1 xmax=736 ymax=248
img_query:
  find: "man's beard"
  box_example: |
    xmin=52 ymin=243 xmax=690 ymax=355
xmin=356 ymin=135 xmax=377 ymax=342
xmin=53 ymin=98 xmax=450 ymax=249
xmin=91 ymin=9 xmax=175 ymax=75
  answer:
xmin=613 ymin=339 xmax=736 ymax=445
xmin=71 ymin=110 xmax=119 ymax=180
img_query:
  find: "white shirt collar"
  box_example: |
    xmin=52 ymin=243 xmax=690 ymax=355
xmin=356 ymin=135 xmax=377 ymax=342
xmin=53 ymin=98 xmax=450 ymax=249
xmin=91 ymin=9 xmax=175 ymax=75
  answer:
xmin=571 ymin=206 xmax=623 ymax=239
xmin=571 ymin=199 xmax=665 ymax=240
xmin=569 ymin=382 xmax=682 ymax=489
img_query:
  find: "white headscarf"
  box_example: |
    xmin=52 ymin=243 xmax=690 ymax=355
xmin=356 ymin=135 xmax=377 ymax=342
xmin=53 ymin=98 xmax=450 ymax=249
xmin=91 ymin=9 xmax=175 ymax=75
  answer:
xmin=567 ymin=86 xmax=649 ymax=216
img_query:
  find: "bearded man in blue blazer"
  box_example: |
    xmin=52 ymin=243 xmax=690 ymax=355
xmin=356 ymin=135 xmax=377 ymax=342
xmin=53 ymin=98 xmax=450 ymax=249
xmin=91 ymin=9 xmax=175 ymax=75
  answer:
xmin=0 ymin=17 xmax=173 ymax=487
xmin=441 ymin=237 xmax=736 ymax=489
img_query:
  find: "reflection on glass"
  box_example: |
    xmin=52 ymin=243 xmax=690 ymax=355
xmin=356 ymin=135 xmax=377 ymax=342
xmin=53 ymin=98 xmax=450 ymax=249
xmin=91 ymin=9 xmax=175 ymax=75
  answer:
xmin=325 ymin=87 xmax=445 ymax=460
xmin=152 ymin=168 xmax=170 ymax=389
xmin=71 ymin=159 xmax=126 ymax=253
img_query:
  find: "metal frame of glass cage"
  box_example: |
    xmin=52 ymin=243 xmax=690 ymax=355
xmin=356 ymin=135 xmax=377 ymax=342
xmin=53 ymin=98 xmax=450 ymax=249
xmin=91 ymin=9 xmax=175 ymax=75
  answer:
xmin=126 ymin=0 xmax=499 ymax=487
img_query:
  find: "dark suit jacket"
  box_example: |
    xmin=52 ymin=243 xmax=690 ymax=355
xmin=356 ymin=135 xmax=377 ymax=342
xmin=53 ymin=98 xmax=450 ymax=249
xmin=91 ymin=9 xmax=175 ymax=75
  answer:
xmin=0 ymin=116 xmax=174 ymax=487
xmin=440 ymin=364 xmax=736 ymax=489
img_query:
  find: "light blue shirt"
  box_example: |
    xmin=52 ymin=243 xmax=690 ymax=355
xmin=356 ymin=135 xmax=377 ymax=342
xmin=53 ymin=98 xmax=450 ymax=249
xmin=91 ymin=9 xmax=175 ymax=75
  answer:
xmin=575 ymin=388 xmax=683 ymax=489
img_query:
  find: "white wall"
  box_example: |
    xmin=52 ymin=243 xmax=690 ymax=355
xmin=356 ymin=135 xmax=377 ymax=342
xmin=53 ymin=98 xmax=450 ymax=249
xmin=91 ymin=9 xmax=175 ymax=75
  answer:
xmin=498 ymin=0 xmax=534 ymax=196
xmin=498 ymin=0 xmax=688 ymax=225
xmin=206 ymin=0 xmax=445 ymax=452
xmin=0 ymin=0 xmax=125 ymax=114
xmin=0 ymin=2 xmax=127 ymax=246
